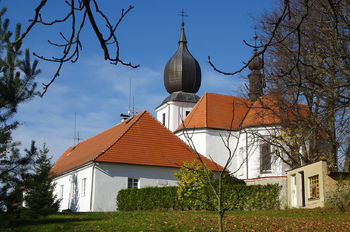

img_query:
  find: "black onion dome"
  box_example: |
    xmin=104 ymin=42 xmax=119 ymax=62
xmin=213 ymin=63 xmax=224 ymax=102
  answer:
xmin=164 ymin=23 xmax=201 ymax=94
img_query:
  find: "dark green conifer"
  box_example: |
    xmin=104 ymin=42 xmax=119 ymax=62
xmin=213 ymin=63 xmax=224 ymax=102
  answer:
xmin=24 ymin=142 xmax=59 ymax=217
xmin=0 ymin=6 xmax=39 ymax=212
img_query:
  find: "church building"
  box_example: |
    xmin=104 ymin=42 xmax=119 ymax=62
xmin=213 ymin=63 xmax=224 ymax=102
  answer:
xmin=52 ymin=21 xmax=290 ymax=212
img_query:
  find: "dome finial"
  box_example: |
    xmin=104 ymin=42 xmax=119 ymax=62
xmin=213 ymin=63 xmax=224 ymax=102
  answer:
xmin=178 ymin=9 xmax=188 ymax=43
xmin=178 ymin=9 xmax=188 ymax=26
xmin=253 ymin=34 xmax=258 ymax=53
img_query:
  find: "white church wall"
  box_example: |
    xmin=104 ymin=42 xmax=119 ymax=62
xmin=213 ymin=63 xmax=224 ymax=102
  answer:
xmin=156 ymin=101 xmax=196 ymax=132
xmin=92 ymin=162 xmax=178 ymax=212
xmin=176 ymin=128 xmax=240 ymax=173
xmin=177 ymin=129 xmax=207 ymax=158
xmin=236 ymin=127 xmax=289 ymax=179
xmin=53 ymin=163 xmax=94 ymax=212
xmin=176 ymin=127 xmax=289 ymax=180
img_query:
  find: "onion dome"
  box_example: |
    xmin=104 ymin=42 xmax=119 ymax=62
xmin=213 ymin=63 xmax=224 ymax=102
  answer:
xmin=164 ymin=22 xmax=201 ymax=94
xmin=248 ymin=35 xmax=264 ymax=102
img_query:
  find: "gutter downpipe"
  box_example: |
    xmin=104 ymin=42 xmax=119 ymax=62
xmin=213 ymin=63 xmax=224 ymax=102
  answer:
xmin=89 ymin=162 xmax=95 ymax=212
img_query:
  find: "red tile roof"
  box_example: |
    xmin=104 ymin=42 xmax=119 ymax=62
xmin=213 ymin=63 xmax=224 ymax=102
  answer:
xmin=176 ymin=92 xmax=309 ymax=132
xmin=51 ymin=111 xmax=223 ymax=176
xmin=176 ymin=93 xmax=251 ymax=131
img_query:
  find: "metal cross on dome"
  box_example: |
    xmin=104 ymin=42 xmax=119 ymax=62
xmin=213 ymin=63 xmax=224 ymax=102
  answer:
xmin=177 ymin=9 xmax=188 ymax=24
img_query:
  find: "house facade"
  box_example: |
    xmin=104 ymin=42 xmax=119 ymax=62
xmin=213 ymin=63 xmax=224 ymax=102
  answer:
xmin=51 ymin=111 xmax=221 ymax=212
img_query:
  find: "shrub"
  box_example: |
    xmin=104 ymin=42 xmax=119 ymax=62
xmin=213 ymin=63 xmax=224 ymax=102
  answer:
xmin=326 ymin=179 xmax=350 ymax=212
xmin=116 ymin=183 xmax=280 ymax=211
xmin=117 ymin=186 xmax=187 ymax=211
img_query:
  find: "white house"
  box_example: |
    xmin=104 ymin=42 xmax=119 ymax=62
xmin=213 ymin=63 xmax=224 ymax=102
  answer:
xmin=51 ymin=111 xmax=221 ymax=212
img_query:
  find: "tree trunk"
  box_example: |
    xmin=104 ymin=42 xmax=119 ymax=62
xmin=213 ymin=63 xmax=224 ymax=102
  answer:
xmin=218 ymin=212 xmax=223 ymax=232
xmin=344 ymin=143 xmax=350 ymax=172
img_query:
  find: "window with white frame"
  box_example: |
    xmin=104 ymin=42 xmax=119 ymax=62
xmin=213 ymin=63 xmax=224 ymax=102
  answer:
xmin=128 ymin=178 xmax=139 ymax=189
xmin=260 ymin=143 xmax=271 ymax=173
xmin=162 ymin=113 xmax=166 ymax=125
xmin=81 ymin=178 xmax=86 ymax=197
xmin=59 ymin=185 xmax=64 ymax=199
xmin=237 ymin=147 xmax=245 ymax=177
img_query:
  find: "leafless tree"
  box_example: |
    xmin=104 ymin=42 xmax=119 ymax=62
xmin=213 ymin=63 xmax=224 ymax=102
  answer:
xmin=10 ymin=0 xmax=139 ymax=97
xmin=208 ymin=0 xmax=349 ymax=171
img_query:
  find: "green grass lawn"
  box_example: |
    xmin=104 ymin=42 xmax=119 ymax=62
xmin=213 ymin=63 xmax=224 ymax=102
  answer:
xmin=1 ymin=209 xmax=350 ymax=232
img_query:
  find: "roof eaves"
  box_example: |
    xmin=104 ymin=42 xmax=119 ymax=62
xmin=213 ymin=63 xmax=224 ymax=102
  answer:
xmin=51 ymin=161 xmax=94 ymax=178
xmin=175 ymin=126 xmax=238 ymax=134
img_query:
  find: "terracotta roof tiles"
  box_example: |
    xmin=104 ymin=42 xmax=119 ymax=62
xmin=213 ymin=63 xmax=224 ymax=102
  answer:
xmin=51 ymin=111 xmax=222 ymax=176
xmin=176 ymin=93 xmax=252 ymax=131
xmin=176 ymin=92 xmax=309 ymax=132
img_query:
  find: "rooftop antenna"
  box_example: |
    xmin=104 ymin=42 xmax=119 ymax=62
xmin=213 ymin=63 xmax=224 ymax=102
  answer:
xmin=132 ymin=96 xmax=138 ymax=116
xmin=121 ymin=77 xmax=136 ymax=120
xmin=128 ymin=77 xmax=131 ymax=115
xmin=73 ymin=112 xmax=82 ymax=145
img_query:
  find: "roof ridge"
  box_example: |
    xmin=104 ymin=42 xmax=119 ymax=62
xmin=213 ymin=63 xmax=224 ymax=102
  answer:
xmin=93 ymin=110 xmax=147 ymax=161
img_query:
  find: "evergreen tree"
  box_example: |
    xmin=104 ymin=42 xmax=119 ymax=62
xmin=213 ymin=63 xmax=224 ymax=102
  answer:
xmin=0 ymin=6 xmax=39 ymax=212
xmin=1 ymin=143 xmax=35 ymax=214
xmin=24 ymin=142 xmax=59 ymax=217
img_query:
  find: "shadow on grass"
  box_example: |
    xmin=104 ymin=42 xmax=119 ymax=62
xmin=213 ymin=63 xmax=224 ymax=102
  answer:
xmin=1 ymin=213 xmax=100 ymax=229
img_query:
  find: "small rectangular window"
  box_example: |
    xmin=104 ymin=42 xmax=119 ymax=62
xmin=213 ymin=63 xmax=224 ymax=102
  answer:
xmin=162 ymin=113 xmax=166 ymax=125
xmin=238 ymin=147 xmax=245 ymax=176
xmin=260 ymin=143 xmax=271 ymax=173
xmin=81 ymin=178 xmax=86 ymax=197
xmin=309 ymin=175 xmax=320 ymax=200
xmin=186 ymin=111 xmax=190 ymax=116
xmin=59 ymin=185 xmax=64 ymax=199
xmin=128 ymin=178 xmax=139 ymax=189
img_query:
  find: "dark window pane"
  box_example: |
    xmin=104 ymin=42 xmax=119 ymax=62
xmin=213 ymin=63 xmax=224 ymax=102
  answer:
xmin=260 ymin=143 xmax=271 ymax=172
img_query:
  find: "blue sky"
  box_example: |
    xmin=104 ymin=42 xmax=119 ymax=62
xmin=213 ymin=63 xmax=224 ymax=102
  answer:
xmin=5 ymin=0 xmax=277 ymax=162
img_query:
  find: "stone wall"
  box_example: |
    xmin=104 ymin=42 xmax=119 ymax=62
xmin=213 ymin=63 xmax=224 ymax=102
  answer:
xmin=245 ymin=176 xmax=287 ymax=208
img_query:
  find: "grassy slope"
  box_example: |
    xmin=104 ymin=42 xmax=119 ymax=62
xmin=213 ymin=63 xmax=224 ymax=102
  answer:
xmin=1 ymin=209 xmax=350 ymax=232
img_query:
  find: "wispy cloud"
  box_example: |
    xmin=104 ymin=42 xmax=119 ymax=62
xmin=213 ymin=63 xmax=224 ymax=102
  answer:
xmin=12 ymin=57 xmax=166 ymax=162
xmin=12 ymin=56 xmax=248 ymax=163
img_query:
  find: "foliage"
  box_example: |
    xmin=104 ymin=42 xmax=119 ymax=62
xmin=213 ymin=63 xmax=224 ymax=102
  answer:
xmin=0 ymin=7 xmax=38 ymax=151
xmin=326 ymin=179 xmax=350 ymax=212
xmin=0 ymin=6 xmax=39 ymax=212
xmin=24 ymin=142 xmax=60 ymax=217
xmin=173 ymin=161 xmax=214 ymax=209
xmin=0 ymin=143 xmax=35 ymax=213
xmin=116 ymin=184 xmax=280 ymax=211
xmin=1 ymin=208 xmax=350 ymax=231
xmin=117 ymin=186 xmax=186 ymax=211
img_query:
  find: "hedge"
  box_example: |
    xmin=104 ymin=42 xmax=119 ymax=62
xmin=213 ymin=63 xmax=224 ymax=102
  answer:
xmin=117 ymin=184 xmax=280 ymax=211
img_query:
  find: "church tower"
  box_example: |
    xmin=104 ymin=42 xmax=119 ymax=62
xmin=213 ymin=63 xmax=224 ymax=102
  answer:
xmin=156 ymin=21 xmax=201 ymax=132
xmin=248 ymin=35 xmax=264 ymax=102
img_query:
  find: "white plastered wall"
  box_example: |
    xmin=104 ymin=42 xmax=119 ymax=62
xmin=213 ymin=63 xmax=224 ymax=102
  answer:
xmin=155 ymin=101 xmax=196 ymax=132
xmin=176 ymin=126 xmax=289 ymax=179
xmin=92 ymin=162 xmax=178 ymax=212
xmin=53 ymin=163 xmax=94 ymax=212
